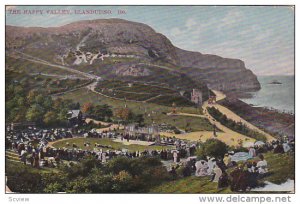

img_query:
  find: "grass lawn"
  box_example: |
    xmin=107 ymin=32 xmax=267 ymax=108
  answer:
xmin=250 ymin=152 xmax=295 ymax=185
xmin=147 ymin=95 xmax=195 ymax=107
xmin=52 ymin=138 xmax=174 ymax=152
xmin=96 ymin=80 xmax=177 ymax=95
xmin=55 ymin=88 xmax=201 ymax=113
xmin=99 ymin=89 xmax=158 ymax=101
xmin=150 ymin=152 xmax=294 ymax=193
xmin=150 ymin=176 xmax=231 ymax=193
xmin=153 ymin=115 xmax=214 ymax=132
xmin=5 ymin=158 xmax=59 ymax=174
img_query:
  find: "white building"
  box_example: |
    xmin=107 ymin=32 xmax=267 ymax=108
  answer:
xmin=191 ymin=89 xmax=203 ymax=106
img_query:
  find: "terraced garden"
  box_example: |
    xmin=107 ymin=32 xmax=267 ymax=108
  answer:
xmin=94 ymin=80 xmax=194 ymax=106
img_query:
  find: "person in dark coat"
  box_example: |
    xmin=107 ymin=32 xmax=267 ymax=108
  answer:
xmin=248 ymin=162 xmax=259 ymax=188
xmin=230 ymin=164 xmax=249 ymax=192
xmin=169 ymin=167 xmax=177 ymax=179
xmin=182 ymin=164 xmax=191 ymax=177
xmin=218 ymin=172 xmax=229 ymax=189
xmin=273 ymin=141 xmax=284 ymax=154
xmin=34 ymin=153 xmax=39 ymax=168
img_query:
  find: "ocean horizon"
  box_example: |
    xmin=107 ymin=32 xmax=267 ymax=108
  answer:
xmin=239 ymin=75 xmax=295 ymax=114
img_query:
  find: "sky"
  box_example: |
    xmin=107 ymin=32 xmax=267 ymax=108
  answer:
xmin=5 ymin=5 xmax=294 ymax=76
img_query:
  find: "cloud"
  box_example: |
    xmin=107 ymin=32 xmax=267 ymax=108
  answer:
xmin=220 ymin=9 xmax=244 ymax=27
xmin=185 ymin=18 xmax=197 ymax=30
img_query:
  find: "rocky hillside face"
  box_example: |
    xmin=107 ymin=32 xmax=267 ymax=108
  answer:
xmin=175 ymin=48 xmax=260 ymax=91
xmin=6 ymin=18 xmax=260 ymax=92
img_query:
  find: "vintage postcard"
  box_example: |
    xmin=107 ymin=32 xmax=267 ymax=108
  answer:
xmin=5 ymin=5 xmax=295 ymax=196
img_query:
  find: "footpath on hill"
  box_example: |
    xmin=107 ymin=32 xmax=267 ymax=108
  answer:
xmin=162 ymin=90 xmax=275 ymax=146
xmin=208 ymin=90 xmax=275 ymax=142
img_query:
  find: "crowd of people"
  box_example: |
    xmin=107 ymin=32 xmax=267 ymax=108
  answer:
xmin=5 ymin=124 xmax=199 ymax=168
xmin=6 ymin=123 xmax=294 ymax=192
xmin=169 ymin=138 xmax=294 ymax=192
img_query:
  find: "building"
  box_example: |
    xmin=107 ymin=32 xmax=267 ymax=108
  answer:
xmin=125 ymin=124 xmax=159 ymax=141
xmin=208 ymin=96 xmax=217 ymax=104
xmin=67 ymin=110 xmax=83 ymax=126
xmin=191 ymin=89 xmax=203 ymax=106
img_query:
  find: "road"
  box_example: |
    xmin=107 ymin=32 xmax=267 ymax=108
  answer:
xmin=163 ymin=89 xmax=275 ymax=146
xmin=10 ymin=51 xmax=98 ymax=79
xmin=207 ymin=90 xmax=275 ymax=142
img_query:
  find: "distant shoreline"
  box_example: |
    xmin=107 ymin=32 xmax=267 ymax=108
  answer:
xmin=228 ymin=75 xmax=294 ymax=115
xmin=218 ymin=94 xmax=295 ymax=139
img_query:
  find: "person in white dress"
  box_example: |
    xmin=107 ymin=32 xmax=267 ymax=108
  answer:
xmin=257 ymin=154 xmax=268 ymax=174
xmin=173 ymin=151 xmax=178 ymax=163
xmin=212 ymin=164 xmax=223 ymax=183
xmin=195 ymin=160 xmax=209 ymax=177
xmin=248 ymin=147 xmax=256 ymax=158
xmin=207 ymin=157 xmax=216 ymax=175
xmin=101 ymin=152 xmax=107 ymax=163
xmin=283 ymin=143 xmax=291 ymax=153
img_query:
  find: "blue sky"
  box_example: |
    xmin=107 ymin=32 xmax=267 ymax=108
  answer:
xmin=6 ymin=6 xmax=294 ymax=75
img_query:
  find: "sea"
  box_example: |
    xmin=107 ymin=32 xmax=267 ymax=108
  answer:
xmin=239 ymin=75 xmax=295 ymax=114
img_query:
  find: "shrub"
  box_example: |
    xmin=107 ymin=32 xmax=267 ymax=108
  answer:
xmin=196 ymin=138 xmax=228 ymax=159
xmin=6 ymin=163 xmax=44 ymax=193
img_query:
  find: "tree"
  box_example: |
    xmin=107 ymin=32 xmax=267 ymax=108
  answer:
xmin=35 ymin=94 xmax=45 ymax=105
xmin=69 ymin=102 xmax=80 ymax=110
xmin=26 ymin=104 xmax=44 ymax=123
xmin=65 ymin=177 xmax=92 ymax=193
xmin=114 ymin=108 xmax=131 ymax=122
xmin=53 ymin=98 xmax=63 ymax=110
xmin=63 ymin=99 xmax=78 ymax=110
xmin=6 ymin=163 xmax=44 ymax=193
xmin=101 ymin=104 xmax=113 ymax=119
xmin=112 ymin=170 xmax=134 ymax=192
xmin=134 ymin=114 xmax=144 ymax=126
xmin=57 ymin=109 xmax=68 ymax=125
xmin=81 ymin=102 xmax=94 ymax=114
xmin=196 ymin=138 xmax=228 ymax=159
xmin=91 ymin=104 xmax=113 ymax=121
xmin=43 ymin=182 xmax=64 ymax=193
xmin=13 ymin=108 xmax=27 ymax=122
xmin=42 ymin=96 xmax=53 ymax=110
xmin=5 ymin=84 xmax=15 ymax=101
xmin=43 ymin=111 xmax=58 ymax=126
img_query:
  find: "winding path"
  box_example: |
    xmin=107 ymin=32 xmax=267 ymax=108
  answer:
xmin=162 ymin=90 xmax=275 ymax=146
xmin=207 ymin=90 xmax=275 ymax=142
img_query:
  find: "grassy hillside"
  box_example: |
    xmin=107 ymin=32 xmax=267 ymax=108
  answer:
xmin=151 ymin=176 xmax=231 ymax=193
xmin=6 ymin=69 xmax=91 ymax=94
xmin=150 ymin=152 xmax=294 ymax=193
xmin=6 ymin=56 xmax=80 ymax=76
xmin=54 ymin=88 xmax=213 ymax=131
